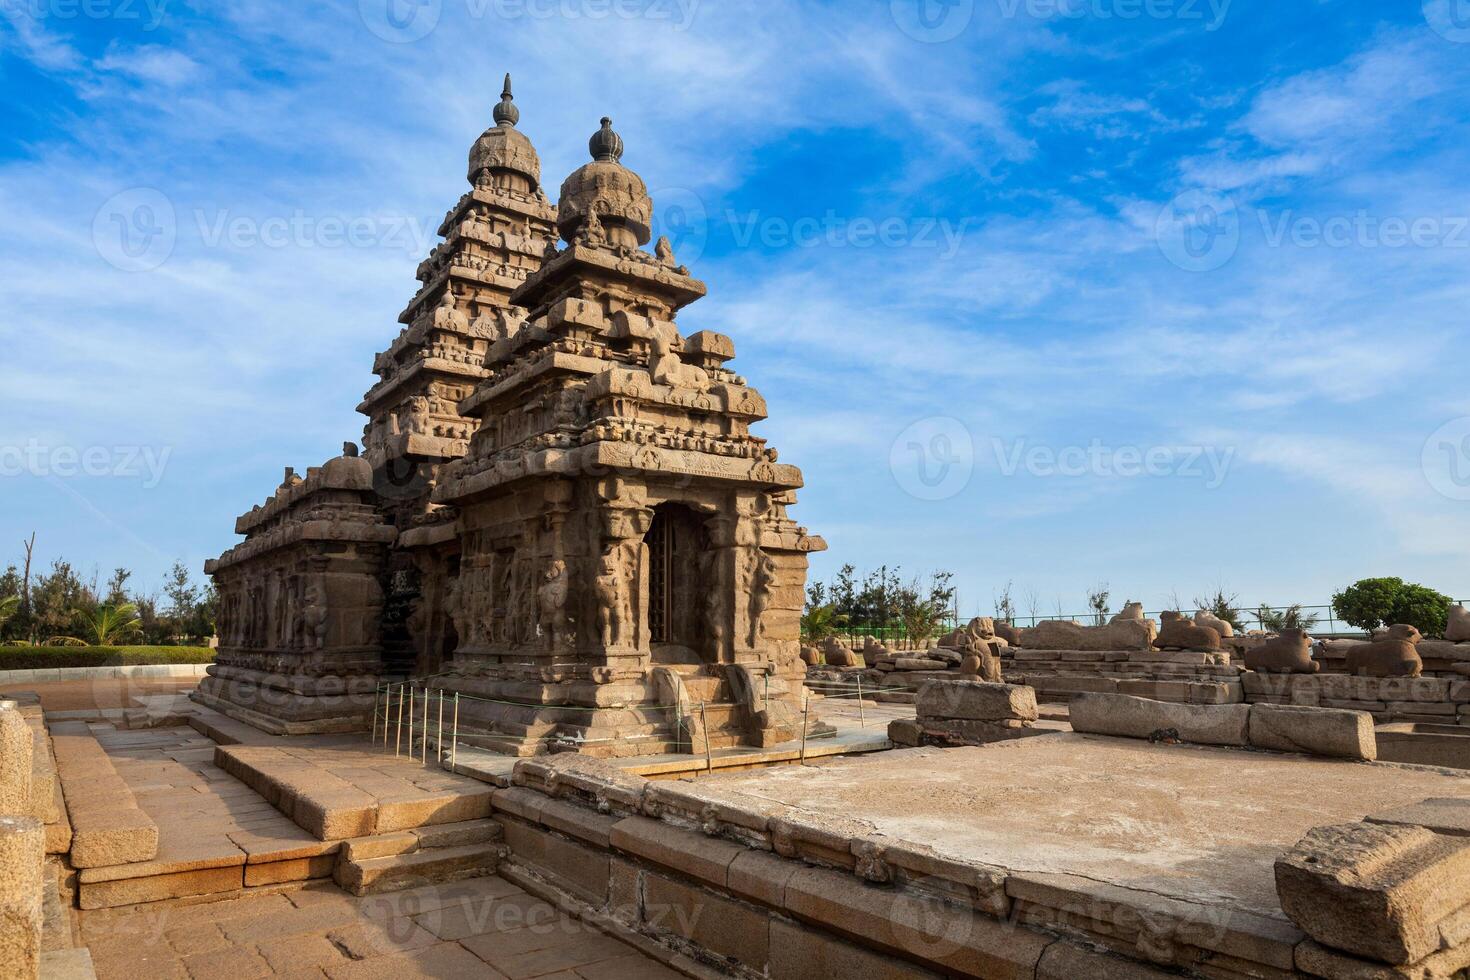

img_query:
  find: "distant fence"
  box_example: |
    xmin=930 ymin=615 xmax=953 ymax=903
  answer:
xmin=823 ymin=602 xmax=1469 ymax=645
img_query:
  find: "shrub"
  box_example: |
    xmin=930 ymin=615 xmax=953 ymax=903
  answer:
xmin=0 ymin=646 xmax=214 ymax=671
xmin=1332 ymin=578 xmax=1454 ymax=636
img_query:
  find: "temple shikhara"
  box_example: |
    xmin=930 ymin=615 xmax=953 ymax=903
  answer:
xmin=201 ymin=77 xmax=826 ymax=756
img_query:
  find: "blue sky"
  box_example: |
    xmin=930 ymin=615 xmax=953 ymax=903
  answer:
xmin=2 ymin=0 xmax=1469 ymax=617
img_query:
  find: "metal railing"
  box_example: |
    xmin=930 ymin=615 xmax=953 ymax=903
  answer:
xmin=822 ymin=601 xmax=1469 ymax=642
xmin=367 ymin=675 xmax=901 ymax=774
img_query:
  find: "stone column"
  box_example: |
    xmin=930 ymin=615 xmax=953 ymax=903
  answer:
xmin=0 ymin=815 xmax=43 ymax=980
xmin=0 ymin=703 xmax=32 ymax=814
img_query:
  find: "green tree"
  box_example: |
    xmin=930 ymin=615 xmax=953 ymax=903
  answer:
xmin=30 ymin=560 xmax=93 ymax=641
xmin=51 ymin=602 xmax=142 ymax=646
xmin=800 ymin=603 xmax=846 ymax=643
xmin=1087 ymin=583 xmax=1111 ymax=626
xmin=105 ymin=568 xmax=132 ymax=606
xmin=1257 ymin=604 xmax=1320 ymax=633
xmin=1194 ymin=588 xmax=1247 ymax=632
xmin=1333 ymin=577 xmax=1454 ymax=636
xmin=163 ymin=561 xmax=200 ymax=620
xmin=0 ymin=595 xmax=18 ymax=631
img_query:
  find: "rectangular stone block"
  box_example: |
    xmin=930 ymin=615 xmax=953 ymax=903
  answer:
xmin=1248 ymin=704 xmax=1377 ymax=761
xmin=69 ymin=809 xmax=159 ymax=869
xmin=782 ymin=864 xmax=1050 ymax=978
xmin=1276 ymin=821 xmax=1470 ymax=965
xmin=243 ymin=854 xmax=335 ymax=887
xmin=500 ymin=817 xmax=609 ymax=905
xmin=79 ymin=865 xmax=241 ymax=910
xmin=769 ymin=918 xmax=942 ymax=980
xmin=643 ymin=871 xmax=770 ymax=971
xmin=1070 ymin=693 xmax=1250 ymax=747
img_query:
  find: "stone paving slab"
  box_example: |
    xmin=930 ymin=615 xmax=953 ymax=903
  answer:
xmin=215 ymin=740 xmax=495 ymax=841
xmin=66 ymin=725 xmax=346 ymax=908
xmin=79 ymin=876 xmax=675 ymax=980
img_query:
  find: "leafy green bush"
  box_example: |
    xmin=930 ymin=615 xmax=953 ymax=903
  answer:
xmin=1332 ymin=578 xmax=1453 ymax=636
xmin=0 ymin=646 xmax=214 ymax=671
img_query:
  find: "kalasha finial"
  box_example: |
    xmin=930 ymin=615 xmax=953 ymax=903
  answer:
xmin=589 ymin=117 xmax=623 ymax=163
xmin=493 ymin=73 xmax=519 ymax=128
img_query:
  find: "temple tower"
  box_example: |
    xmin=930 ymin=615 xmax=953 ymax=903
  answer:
xmin=428 ymin=118 xmax=827 ymax=757
xmin=358 ymin=76 xmax=559 ymax=675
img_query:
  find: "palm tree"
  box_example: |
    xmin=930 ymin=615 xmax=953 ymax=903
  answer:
xmin=800 ymin=603 xmax=846 ymax=643
xmin=0 ymin=595 xmax=18 ymax=630
xmin=1257 ymin=604 xmax=1320 ymax=634
xmin=50 ymin=602 xmax=142 ymax=646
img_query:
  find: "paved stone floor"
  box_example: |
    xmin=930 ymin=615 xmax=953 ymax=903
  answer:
xmin=0 ymin=675 xmax=199 ymax=712
xmin=81 ymin=876 xmax=680 ymax=979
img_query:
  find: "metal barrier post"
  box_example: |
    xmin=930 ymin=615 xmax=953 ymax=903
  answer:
xmin=395 ymin=683 xmax=404 ymax=757
xmin=699 ymin=701 xmax=713 ymax=774
xmin=371 ymin=686 xmax=380 ymax=743
xmin=856 ymin=673 xmax=865 ymax=728
xmin=436 ymin=691 xmax=444 ymax=768
xmin=407 ymin=683 xmax=414 ymax=758
xmin=451 ymin=693 xmax=459 ymax=774
xmin=421 ymin=687 xmax=430 ymax=766
xmin=799 ymin=694 xmax=810 ymax=764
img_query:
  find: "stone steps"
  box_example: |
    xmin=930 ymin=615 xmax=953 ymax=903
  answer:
xmin=333 ymin=838 xmax=503 ymax=896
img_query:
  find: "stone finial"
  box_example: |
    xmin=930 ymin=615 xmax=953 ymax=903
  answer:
xmin=493 ymin=72 xmax=519 ymax=128
xmin=342 ymin=442 xmax=359 ymax=458
xmin=589 ymin=117 xmax=623 ymax=163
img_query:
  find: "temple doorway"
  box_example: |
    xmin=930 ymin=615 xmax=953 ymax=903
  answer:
xmin=645 ymin=504 xmax=709 ymax=662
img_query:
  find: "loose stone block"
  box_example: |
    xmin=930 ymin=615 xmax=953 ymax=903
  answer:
xmin=0 ymin=816 xmax=43 ymax=980
xmin=1247 ymin=704 xmax=1377 ymax=761
xmin=0 ymin=704 xmax=33 ymax=815
xmin=1069 ymin=693 xmax=1250 ymax=746
xmin=916 ymin=681 xmax=1037 ymax=723
xmin=1275 ymin=821 xmax=1470 ymax=965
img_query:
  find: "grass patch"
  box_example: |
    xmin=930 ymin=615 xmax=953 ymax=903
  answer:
xmin=0 ymin=646 xmax=215 ymax=670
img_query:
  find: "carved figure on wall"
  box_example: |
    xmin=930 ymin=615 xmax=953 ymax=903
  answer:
xmin=302 ymin=581 xmax=328 ymax=651
xmin=649 ymin=332 xmax=711 ymax=391
xmin=538 ymin=560 xmax=570 ymax=648
xmin=699 ymin=548 xmax=728 ymax=656
xmin=595 ymin=544 xmax=632 ymax=648
xmin=444 ymin=576 xmax=471 ymax=649
xmin=748 ymin=550 xmax=776 ymax=648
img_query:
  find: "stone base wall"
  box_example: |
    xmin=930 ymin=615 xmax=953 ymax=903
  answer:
xmin=1001 ymin=648 xmax=1245 ymax=705
xmin=191 ymin=665 xmax=379 ymax=735
xmin=1242 ymin=671 xmax=1470 ymax=727
xmin=480 ymin=752 xmax=1458 ymax=979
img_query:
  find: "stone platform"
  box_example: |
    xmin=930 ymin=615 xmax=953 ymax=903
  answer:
xmin=478 ymin=735 xmax=1470 ymax=978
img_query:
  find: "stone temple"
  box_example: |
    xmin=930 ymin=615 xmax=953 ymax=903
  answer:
xmin=201 ymin=77 xmax=827 ymax=757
